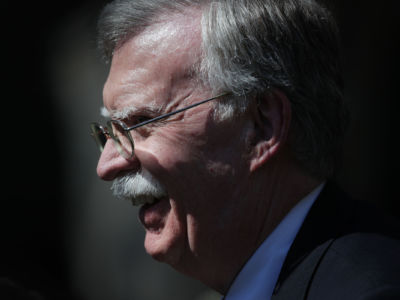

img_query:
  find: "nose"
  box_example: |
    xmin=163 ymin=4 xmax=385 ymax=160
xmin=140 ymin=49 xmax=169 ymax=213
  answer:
xmin=96 ymin=139 xmax=140 ymax=181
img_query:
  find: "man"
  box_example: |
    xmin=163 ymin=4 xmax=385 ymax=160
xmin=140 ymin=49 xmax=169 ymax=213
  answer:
xmin=90 ymin=0 xmax=400 ymax=299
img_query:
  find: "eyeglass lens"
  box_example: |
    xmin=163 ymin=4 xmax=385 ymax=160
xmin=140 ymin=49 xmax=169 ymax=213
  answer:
xmin=90 ymin=123 xmax=107 ymax=152
xmin=90 ymin=122 xmax=134 ymax=159
xmin=108 ymin=121 xmax=134 ymax=159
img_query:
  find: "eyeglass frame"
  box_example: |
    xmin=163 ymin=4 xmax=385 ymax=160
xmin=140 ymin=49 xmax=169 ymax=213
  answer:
xmin=90 ymin=93 xmax=230 ymax=159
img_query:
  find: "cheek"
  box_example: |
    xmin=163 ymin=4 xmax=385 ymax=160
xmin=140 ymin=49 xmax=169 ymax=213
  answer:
xmin=133 ymin=129 xmax=206 ymax=211
xmin=139 ymin=124 xmax=207 ymax=170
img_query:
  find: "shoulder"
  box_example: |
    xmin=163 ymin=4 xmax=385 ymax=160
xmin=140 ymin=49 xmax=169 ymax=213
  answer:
xmin=329 ymin=233 xmax=400 ymax=266
xmin=308 ymin=233 xmax=400 ymax=300
xmin=273 ymin=182 xmax=400 ymax=300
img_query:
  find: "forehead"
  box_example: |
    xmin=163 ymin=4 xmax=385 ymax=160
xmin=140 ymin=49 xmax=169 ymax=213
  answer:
xmin=103 ymin=8 xmax=203 ymax=115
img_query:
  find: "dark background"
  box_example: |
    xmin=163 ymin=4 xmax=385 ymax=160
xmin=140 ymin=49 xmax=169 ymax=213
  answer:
xmin=2 ymin=2 xmax=110 ymax=298
xmin=2 ymin=0 xmax=399 ymax=299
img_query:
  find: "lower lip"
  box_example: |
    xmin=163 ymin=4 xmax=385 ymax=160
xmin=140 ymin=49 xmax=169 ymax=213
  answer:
xmin=138 ymin=197 xmax=170 ymax=231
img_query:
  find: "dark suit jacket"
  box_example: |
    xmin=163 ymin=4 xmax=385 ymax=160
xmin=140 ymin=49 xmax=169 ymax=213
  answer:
xmin=272 ymin=182 xmax=400 ymax=300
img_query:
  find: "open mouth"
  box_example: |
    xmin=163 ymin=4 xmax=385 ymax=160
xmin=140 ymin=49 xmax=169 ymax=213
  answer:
xmin=130 ymin=194 xmax=165 ymax=206
xmin=139 ymin=196 xmax=162 ymax=208
xmin=138 ymin=196 xmax=170 ymax=231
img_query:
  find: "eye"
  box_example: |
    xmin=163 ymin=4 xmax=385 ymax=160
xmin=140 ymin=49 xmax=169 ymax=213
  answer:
xmin=124 ymin=115 xmax=153 ymax=128
xmin=135 ymin=116 xmax=152 ymax=124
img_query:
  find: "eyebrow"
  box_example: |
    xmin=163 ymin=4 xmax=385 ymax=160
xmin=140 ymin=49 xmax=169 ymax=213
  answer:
xmin=100 ymin=105 xmax=163 ymax=120
xmin=100 ymin=106 xmax=111 ymax=118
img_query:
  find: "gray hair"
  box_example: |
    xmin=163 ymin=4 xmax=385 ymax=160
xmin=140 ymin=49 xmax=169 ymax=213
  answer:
xmin=97 ymin=0 xmax=348 ymax=179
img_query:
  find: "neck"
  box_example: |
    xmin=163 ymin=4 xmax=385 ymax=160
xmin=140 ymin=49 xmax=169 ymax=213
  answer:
xmin=255 ymin=159 xmax=322 ymax=249
xmin=220 ymin=157 xmax=322 ymax=294
xmin=181 ymin=155 xmax=323 ymax=294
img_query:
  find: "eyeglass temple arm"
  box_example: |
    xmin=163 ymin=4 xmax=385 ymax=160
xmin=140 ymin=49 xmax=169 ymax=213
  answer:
xmin=125 ymin=93 xmax=229 ymax=131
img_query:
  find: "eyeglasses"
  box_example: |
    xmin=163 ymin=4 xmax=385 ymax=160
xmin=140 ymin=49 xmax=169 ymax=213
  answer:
xmin=90 ymin=93 xmax=229 ymax=159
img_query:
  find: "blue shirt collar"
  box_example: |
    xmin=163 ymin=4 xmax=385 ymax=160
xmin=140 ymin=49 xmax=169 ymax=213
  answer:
xmin=224 ymin=183 xmax=325 ymax=300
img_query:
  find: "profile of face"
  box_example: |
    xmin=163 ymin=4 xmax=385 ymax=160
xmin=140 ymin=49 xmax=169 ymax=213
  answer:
xmin=95 ymin=11 xmax=267 ymax=291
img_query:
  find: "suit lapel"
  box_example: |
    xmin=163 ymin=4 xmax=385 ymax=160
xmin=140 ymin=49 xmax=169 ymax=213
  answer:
xmin=271 ymin=238 xmax=335 ymax=300
xmin=272 ymin=182 xmax=355 ymax=299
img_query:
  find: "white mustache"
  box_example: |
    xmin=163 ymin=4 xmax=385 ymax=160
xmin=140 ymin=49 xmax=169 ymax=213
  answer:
xmin=111 ymin=169 xmax=168 ymax=206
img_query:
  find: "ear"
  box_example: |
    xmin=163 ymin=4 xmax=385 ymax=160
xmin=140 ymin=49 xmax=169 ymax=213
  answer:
xmin=249 ymin=89 xmax=291 ymax=172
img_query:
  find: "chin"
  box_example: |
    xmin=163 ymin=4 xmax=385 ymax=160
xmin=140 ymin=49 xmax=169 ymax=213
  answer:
xmin=141 ymin=199 xmax=187 ymax=267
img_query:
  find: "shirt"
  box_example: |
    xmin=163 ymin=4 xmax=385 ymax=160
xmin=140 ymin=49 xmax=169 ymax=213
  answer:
xmin=224 ymin=183 xmax=325 ymax=300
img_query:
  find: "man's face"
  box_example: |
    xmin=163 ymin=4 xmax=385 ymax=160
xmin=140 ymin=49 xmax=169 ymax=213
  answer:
xmin=97 ymin=12 xmax=257 ymax=288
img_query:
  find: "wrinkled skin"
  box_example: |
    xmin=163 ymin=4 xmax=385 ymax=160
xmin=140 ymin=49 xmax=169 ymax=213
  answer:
xmin=96 ymin=9 xmax=319 ymax=294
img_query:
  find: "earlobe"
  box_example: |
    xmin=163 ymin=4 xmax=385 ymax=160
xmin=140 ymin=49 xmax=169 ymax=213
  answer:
xmin=249 ymin=89 xmax=291 ymax=172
